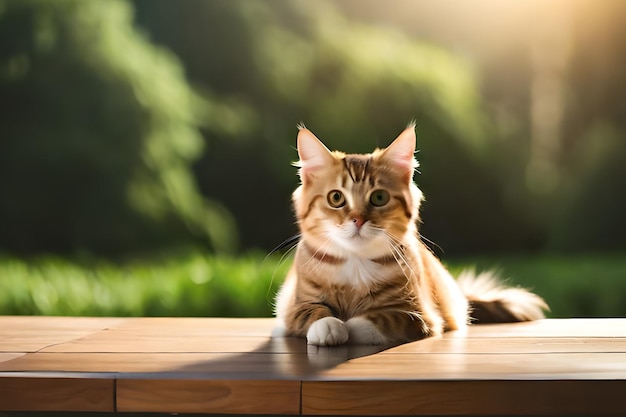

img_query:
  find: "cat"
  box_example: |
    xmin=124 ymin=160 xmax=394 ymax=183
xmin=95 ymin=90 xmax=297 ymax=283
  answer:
xmin=274 ymin=124 xmax=548 ymax=346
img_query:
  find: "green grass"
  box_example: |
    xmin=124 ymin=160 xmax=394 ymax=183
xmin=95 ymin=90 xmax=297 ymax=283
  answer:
xmin=0 ymin=250 xmax=624 ymax=318
xmin=0 ymin=250 xmax=290 ymax=317
xmin=446 ymin=253 xmax=626 ymax=318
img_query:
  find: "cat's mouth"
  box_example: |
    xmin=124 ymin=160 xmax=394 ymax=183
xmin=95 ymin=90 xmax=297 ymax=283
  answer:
xmin=349 ymin=224 xmax=365 ymax=239
xmin=348 ymin=221 xmax=376 ymax=240
xmin=329 ymin=221 xmax=380 ymax=247
xmin=328 ymin=222 xmax=388 ymax=258
xmin=351 ymin=231 xmax=364 ymax=240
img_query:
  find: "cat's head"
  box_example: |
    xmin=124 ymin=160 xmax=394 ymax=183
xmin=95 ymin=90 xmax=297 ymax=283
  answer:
xmin=293 ymin=124 xmax=423 ymax=259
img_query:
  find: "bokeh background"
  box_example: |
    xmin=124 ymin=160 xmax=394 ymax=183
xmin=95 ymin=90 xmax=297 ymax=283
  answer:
xmin=1 ymin=0 xmax=625 ymax=318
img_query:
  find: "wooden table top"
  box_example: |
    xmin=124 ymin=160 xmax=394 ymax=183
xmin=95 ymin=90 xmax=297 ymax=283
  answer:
xmin=1 ymin=316 xmax=625 ymax=415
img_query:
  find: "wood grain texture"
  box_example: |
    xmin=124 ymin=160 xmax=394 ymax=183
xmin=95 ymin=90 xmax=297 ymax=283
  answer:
xmin=0 ymin=377 xmax=114 ymax=411
xmin=0 ymin=351 xmax=307 ymax=378
xmin=0 ymin=353 xmax=24 ymax=363
xmin=1 ymin=317 xmax=625 ymax=415
xmin=0 ymin=316 xmax=122 ymax=352
xmin=390 ymin=336 xmax=626 ymax=354
xmin=117 ymin=379 xmax=300 ymax=414
xmin=314 ymin=352 xmax=626 ymax=380
xmin=442 ymin=318 xmax=626 ymax=338
xmin=43 ymin=334 xmax=306 ymax=354
xmin=302 ymin=380 xmax=626 ymax=415
xmin=107 ymin=317 xmax=276 ymax=336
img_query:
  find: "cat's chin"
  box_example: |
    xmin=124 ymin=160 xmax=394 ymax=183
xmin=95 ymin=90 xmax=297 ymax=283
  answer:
xmin=333 ymin=235 xmax=390 ymax=260
xmin=318 ymin=224 xmax=392 ymax=259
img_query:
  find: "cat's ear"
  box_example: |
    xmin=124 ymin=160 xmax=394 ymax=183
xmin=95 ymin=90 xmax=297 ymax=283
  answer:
xmin=296 ymin=126 xmax=333 ymax=182
xmin=382 ymin=124 xmax=418 ymax=182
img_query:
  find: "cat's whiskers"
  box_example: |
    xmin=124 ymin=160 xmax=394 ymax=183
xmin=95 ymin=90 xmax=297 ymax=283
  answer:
xmin=265 ymin=233 xmax=301 ymax=263
xmin=382 ymin=230 xmax=417 ymax=285
xmin=376 ymin=230 xmax=424 ymax=324
xmin=265 ymin=233 xmax=301 ymax=305
xmin=367 ymin=224 xmax=408 ymax=273
xmin=302 ymin=235 xmax=336 ymax=273
xmin=419 ymin=232 xmax=444 ymax=256
xmin=278 ymin=237 xmax=300 ymax=266
xmin=367 ymin=225 xmax=400 ymax=260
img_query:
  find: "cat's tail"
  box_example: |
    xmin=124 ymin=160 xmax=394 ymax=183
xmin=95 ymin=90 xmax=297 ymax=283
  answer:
xmin=456 ymin=270 xmax=549 ymax=323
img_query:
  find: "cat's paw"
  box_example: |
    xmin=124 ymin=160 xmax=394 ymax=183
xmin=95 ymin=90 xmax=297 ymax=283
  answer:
xmin=346 ymin=317 xmax=389 ymax=345
xmin=307 ymin=317 xmax=349 ymax=346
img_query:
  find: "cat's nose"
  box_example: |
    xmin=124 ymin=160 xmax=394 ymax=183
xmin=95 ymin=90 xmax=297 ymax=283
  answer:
xmin=352 ymin=216 xmax=366 ymax=229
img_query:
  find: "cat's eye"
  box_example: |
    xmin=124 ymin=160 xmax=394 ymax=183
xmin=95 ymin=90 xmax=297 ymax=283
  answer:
xmin=327 ymin=190 xmax=346 ymax=208
xmin=369 ymin=189 xmax=390 ymax=207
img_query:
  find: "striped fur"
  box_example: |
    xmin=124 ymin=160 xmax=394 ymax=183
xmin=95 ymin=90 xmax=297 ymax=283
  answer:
xmin=274 ymin=125 xmax=548 ymax=346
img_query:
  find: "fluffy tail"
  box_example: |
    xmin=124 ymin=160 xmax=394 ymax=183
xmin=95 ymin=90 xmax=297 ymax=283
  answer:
xmin=456 ymin=270 xmax=549 ymax=324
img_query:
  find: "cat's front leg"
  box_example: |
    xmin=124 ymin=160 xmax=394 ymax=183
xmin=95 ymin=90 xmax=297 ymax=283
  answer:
xmin=345 ymin=317 xmax=389 ymax=345
xmin=346 ymin=311 xmax=434 ymax=345
xmin=285 ymin=302 xmax=348 ymax=346
xmin=307 ymin=316 xmax=349 ymax=346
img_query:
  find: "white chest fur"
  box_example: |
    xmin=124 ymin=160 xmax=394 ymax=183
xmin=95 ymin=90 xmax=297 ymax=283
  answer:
xmin=335 ymin=255 xmax=387 ymax=289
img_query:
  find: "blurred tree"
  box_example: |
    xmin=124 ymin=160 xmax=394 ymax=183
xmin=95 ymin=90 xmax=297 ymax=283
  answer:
xmin=549 ymin=124 xmax=626 ymax=252
xmin=331 ymin=0 xmax=626 ymax=255
xmin=547 ymin=1 xmax=626 ymax=252
xmin=0 ymin=0 xmax=236 ymax=255
xmin=133 ymin=0 xmax=541 ymax=255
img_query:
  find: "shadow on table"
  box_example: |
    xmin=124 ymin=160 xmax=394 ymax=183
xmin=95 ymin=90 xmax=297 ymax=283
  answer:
xmin=170 ymin=337 xmax=399 ymax=379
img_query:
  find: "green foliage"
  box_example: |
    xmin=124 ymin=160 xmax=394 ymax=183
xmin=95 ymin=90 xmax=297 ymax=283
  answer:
xmin=1 ymin=251 xmax=624 ymax=318
xmin=133 ymin=0 xmax=534 ymax=254
xmin=447 ymin=254 xmax=626 ymax=318
xmin=547 ymin=123 xmax=626 ymax=251
xmin=0 ymin=0 xmax=235 ymax=255
xmin=0 ymin=251 xmax=289 ymax=317
xmin=1 ymin=0 xmax=625 ymax=259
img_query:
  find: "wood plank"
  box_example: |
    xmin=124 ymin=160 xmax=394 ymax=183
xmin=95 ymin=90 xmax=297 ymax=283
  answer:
xmin=312 ymin=351 xmax=626 ymax=380
xmin=36 ymin=317 xmax=290 ymax=354
xmin=0 ymin=353 xmax=24 ymax=363
xmin=1 ymin=317 xmax=625 ymax=415
xmin=42 ymin=334 xmax=307 ymax=354
xmin=109 ymin=317 xmax=277 ymax=336
xmin=8 ymin=350 xmax=619 ymax=381
xmin=117 ymin=379 xmax=300 ymax=414
xmin=389 ymin=336 xmax=626 ymax=354
xmin=3 ymin=319 xmax=626 ymax=380
xmin=0 ymin=377 xmax=114 ymax=412
xmin=0 ymin=317 xmax=278 ymax=352
xmin=445 ymin=318 xmax=626 ymax=338
xmin=5 ymin=317 xmax=625 ymax=354
xmin=302 ymin=380 xmax=626 ymax=415
xmin=0 ymin=345 xmax=391 ymax=380
xmin=0 ymin=351 xmax=309 ymax=379
xmin=0 ymin=316 xmax=123 ymax=352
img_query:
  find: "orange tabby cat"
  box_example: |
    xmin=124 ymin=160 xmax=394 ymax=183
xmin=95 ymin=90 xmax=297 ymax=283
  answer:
xmin=274 ymin=124 xmax=548 ymax=346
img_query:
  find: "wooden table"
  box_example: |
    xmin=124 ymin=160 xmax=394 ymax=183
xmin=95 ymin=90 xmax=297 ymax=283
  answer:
xmin=0 ymin=317 xmax=625 ymax=416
